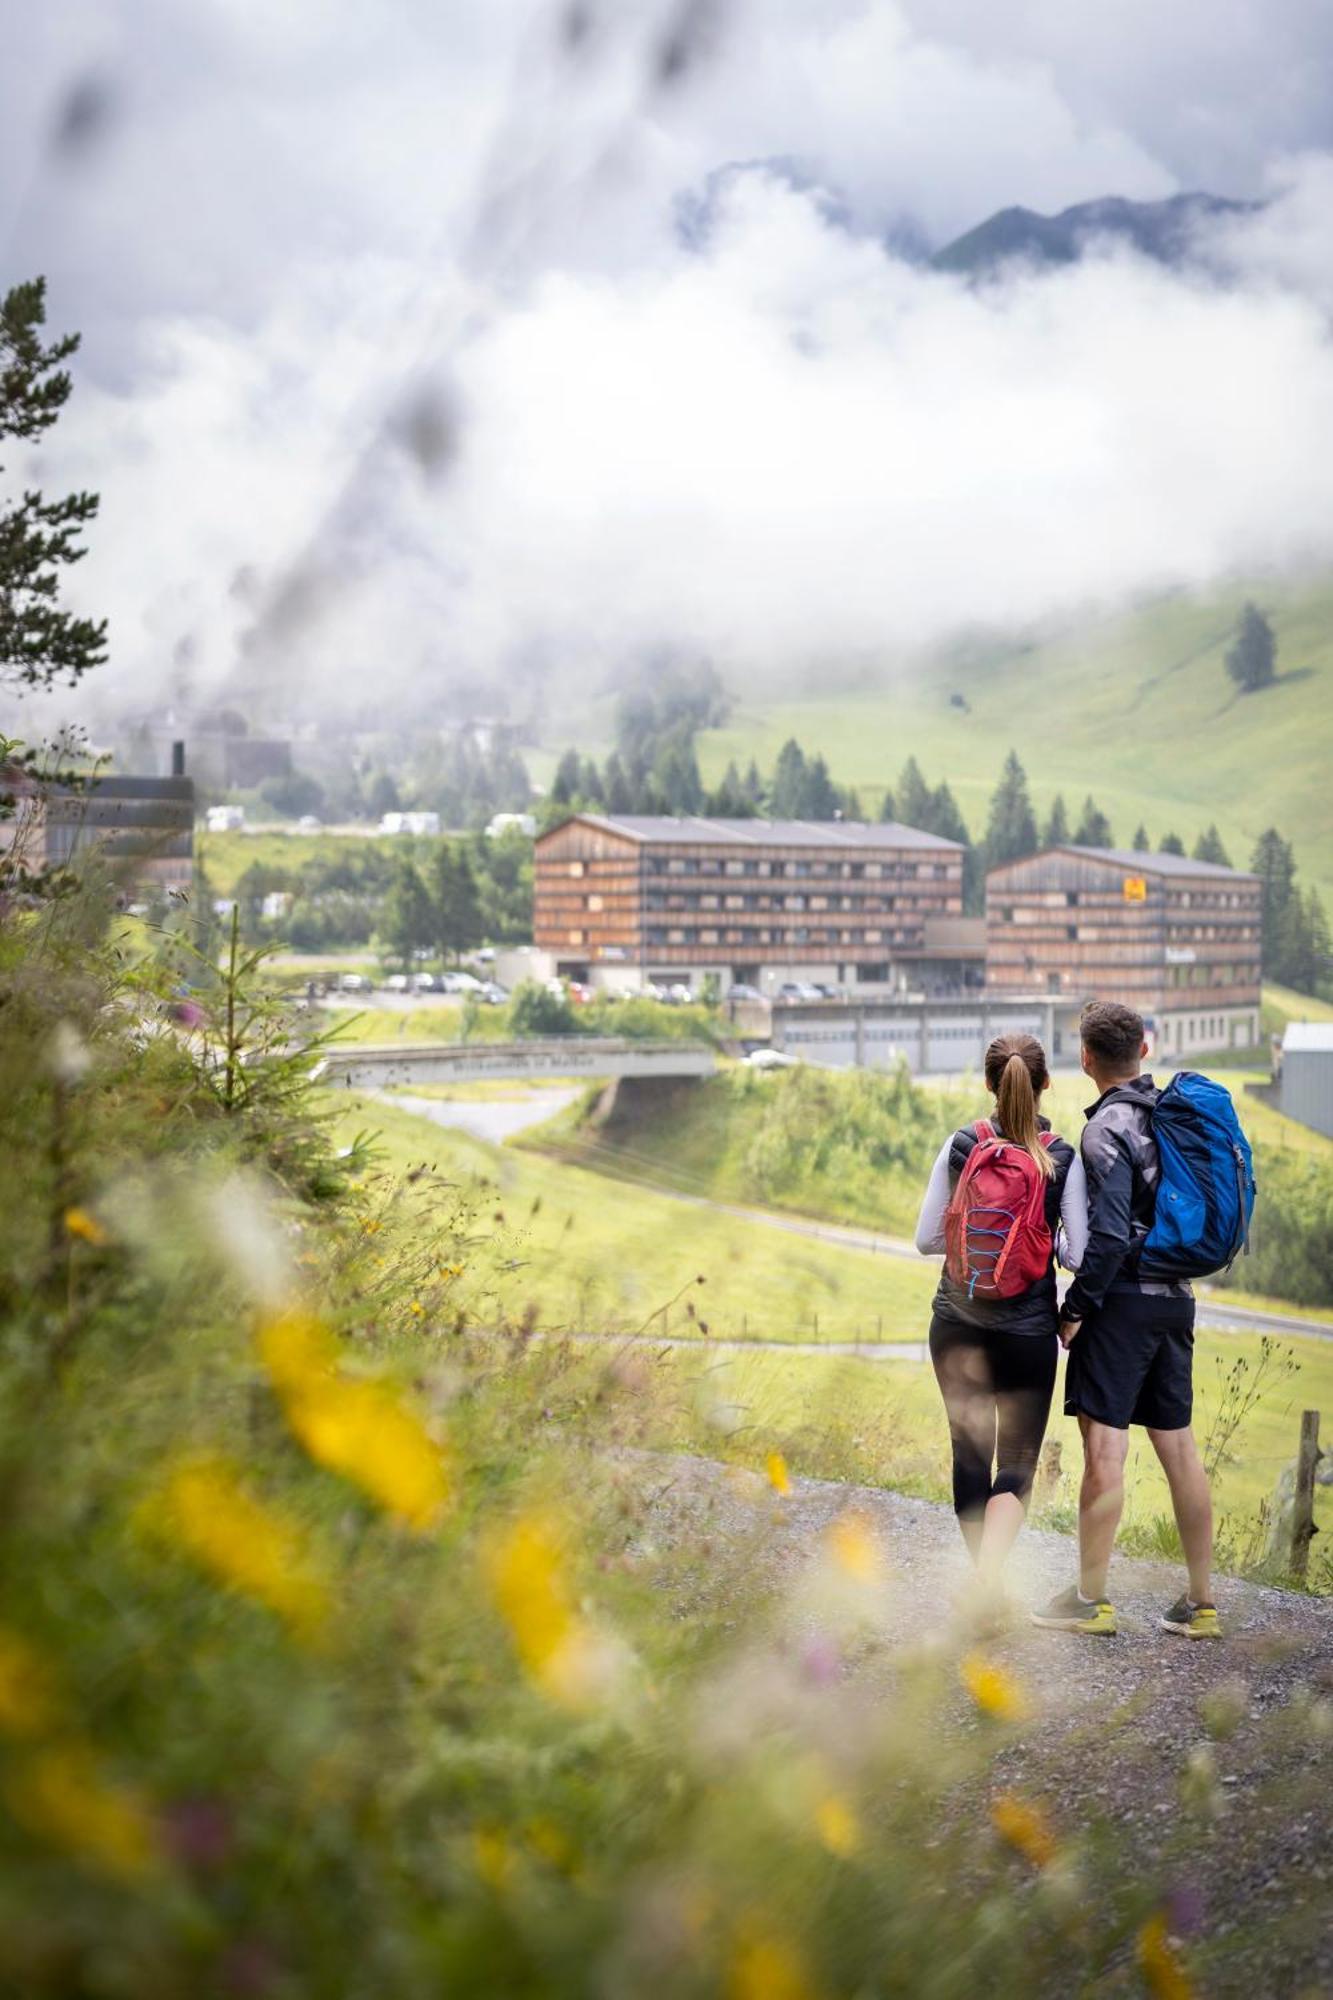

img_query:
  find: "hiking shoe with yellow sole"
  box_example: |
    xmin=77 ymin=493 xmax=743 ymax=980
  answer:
xmin=1029 ymin=1586 xmax=1118 ymax=1636
xmin=1160 ymin=1596 xmax=1222 ymax=1640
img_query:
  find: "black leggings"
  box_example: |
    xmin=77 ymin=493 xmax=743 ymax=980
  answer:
xmin=928 ymin=1313 xmax=1058 ymax=1522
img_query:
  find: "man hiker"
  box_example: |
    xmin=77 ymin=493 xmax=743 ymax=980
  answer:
xmin=1031 ymin=1000 xmax=1221 ymax=1640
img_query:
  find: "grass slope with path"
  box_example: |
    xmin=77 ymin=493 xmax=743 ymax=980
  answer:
xmin=343 ymin=1090 xmax=1333 ymax=1586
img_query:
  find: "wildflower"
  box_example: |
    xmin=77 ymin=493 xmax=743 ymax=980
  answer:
xmin=766 ymin=1452 xmax=792 ymax=1497
xmin=483 ymin=1510 xmax=622 ymax=1712
xmin=258 ymin=1311 xmax=450 ymax=1530
xmin=140 ymin=1456 xmax=328 ymax=1641
xmin=473 ymin=1826 xmax=512 ymax=1891
xmin=439 ymin=1263 xmax=465 ymax=1280
xmin=0 ymin=1626 xmax=61 ymax=1739
xmin=1136 ymin=1914 xmax=1197 ymax=2000
xmin=960 ymin=1652 xmax=1030 ymax=1722
xmin=824 ymin=1511 xmax=884 ymax=1585
xmin=813 ymin=1792 xmax=859 ymax=1858
xmin=64 ymin=1206 xmax=109 ymax=1247
xmin=5 ymin=1744 xmax=155 ymax=1880
xmin=990 ymin=1792 xmax=1056 ymax=1868
xmin=408 ymin=1300 xmax=424 ymax=1318
xmin=727 ymin=1927 xmax=816 ymax=2000
xmin=361 ymin=1218 xmax=381 ymax=1234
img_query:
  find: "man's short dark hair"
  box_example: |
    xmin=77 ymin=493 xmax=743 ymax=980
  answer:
xmin=1080 ymin=1000 xmax=1145 ymax=1073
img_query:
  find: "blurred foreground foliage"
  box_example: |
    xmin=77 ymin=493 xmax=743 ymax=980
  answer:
xmin=0 ymin=878 xmax=1213 ymax=1997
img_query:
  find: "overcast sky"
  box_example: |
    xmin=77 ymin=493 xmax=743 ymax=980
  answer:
xmin=7 ymin=0 xmax=1333 ymax=717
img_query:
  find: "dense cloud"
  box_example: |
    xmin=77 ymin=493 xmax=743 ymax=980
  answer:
xmin=6 ymin=0 xmax=1333 ymax=716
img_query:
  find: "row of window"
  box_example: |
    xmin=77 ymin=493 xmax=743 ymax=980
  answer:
xmin=645 ymin=892 xmax=926 ymax=915
xmin=632 ymin=857 xmax=954 ymax=881
xmin=642 ymin=926 xmax=916 ymax=948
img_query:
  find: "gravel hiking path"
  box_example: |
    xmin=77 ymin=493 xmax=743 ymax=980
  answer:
xmin=631 ymin=1453 xmax=1333 ymax=1996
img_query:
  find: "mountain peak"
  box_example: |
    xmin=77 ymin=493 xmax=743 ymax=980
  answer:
xmin=932 ymin=191 xmax=1263 ymax=278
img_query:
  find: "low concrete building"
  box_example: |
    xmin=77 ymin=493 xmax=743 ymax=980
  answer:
xmin=1274 ymin=1024 xmax=1333 ymax=1139
xmin=766 ymin=992 xmax=1076 ymax=1076
xmin=2 ymin=755 xmax=193 ymax=899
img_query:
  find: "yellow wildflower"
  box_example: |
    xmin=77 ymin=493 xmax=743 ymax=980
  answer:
xmin=408 ymin=1300 xmax=424 ymax=1318
xmin=63 ymin=1206 xmax=109 ymax=1247
xmin=960 ymin=1652 xmax=1030 ymax=1723
xmin=766 ymin=1452 xmax=792 ymax=1497
xmin=140 ymin=1456 xmax=328 ymax=1641
xmin=439 ymin=1263 xmax=465 ymax=1280
xmin=473 ymin=1826 xmax=512 ymax=1891
xmin=990 ymin=1792 xmax=1056 ymax=1868
xmin=813 ymin=1792 xmax=859 ymax=1859
xmin=728 ymin=1927 xmax=817 ymax=2000
xmin=361 ymin=1218 xmax=381 ymax=1234
xmin=824 ymin=1511 xmax=884 ymax=1585
xmin=0 ymin=1627 xmax=61 ymax=1739
xmin=1137 ymin=1916 xmax=1197 ymax=2000
xmin=258 ymin=1310 xmax=450 ymax=1530
xmin=6 ymin=1744 xmax=155 ymax=1880
xmin=483 ymin=1510 xmax=613 ymax=1712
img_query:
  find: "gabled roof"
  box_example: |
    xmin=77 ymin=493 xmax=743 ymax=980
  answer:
xmin=988 ymin=843 xmax=1257 ymax=883
xmin=540 ymin=814 xmax=963 ymax=852
xmin=1059 ymin=844 xmax=1258 ymax=881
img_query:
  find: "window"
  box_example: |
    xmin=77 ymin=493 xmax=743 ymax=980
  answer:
xmin=587 ymin=894 xmax=604 ymax=913
xmin=569 ymin=861 xmax=585 ymax=878
xmin=568 ymin=928 xmax=584 ymax=945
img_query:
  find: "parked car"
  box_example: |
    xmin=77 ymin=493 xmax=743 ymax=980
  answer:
xmin=337 ymin=973 xmax=373 ymax=993
xmin=384 ymin=973 xmax=414 ymax=993
xmin=727 ymin=983 xmax=764 ymax=1003
xmin=775 ymin=981 xmax=822 ymax=1004
xmin=477 ymin=981 xmax=509 ymax=1005
xmin=744 ymin=1047 xmax=801 ymax=1069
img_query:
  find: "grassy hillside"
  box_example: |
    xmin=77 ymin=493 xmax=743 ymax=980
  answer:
xmin=337 ymin=1091 xmax=941 ymax=1343
xmin=198 ymin=829 xmax=441 ymax=896
xmin=695 ymin=572 xmax=1333 ymax=904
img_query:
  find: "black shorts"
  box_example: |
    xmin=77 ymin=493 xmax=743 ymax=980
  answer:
xmin=1063 ymin=1294 xmax=1195 ymax=1431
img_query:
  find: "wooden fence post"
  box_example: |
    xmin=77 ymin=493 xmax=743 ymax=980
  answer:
xmin=1036 ymin=1439 xmax=1063 ymax=1507
xmin=1291 ymin=1410 xmax=1320 ymax=1581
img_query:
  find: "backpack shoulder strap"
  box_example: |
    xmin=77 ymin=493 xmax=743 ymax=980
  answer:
xmin=972 ymin=1117 xmax=995 ymax=1143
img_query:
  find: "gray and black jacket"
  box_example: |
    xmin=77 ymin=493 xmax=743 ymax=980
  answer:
xmin=1061 ymin=1073 xmax=1192 ymax=1321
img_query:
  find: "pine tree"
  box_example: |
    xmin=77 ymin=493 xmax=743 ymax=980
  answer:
xmin=769 ymin=739 xmax=808 ymax=818
xmin=580 ymin=757 xmax=606 ymax=806
xmin=550 ymin=748 xmax=583 ymax=805
xmin=1042 ymin=795 xmax=1070 ymax=848
xmin=743 ymin=758 xmax=764 ymax=806
xmin=1224 ymin=602 xmax=1277 ymax=693
xmin=1192 ymin=824 xmax=1231 ymax=867
xmin=1130 ymin=823 xmax=1150 ymax=852
xmin=383 ymin=860 xmax=435 ymax=968
xmin=983 ymin=751 xmax=1039 ymax=869
xmin=1250 ymin=828 xmax=1297 ymax=975
xmin=652 ymin=733 xmax=703 ymax=814
xmin=896 ymin=756 xmax=934 ymax=831
xmin=1073 ymin=796 xmax=1114 ymax=847
xmin=1159 ymin=831 xmax=1185 ymax=856
xmin=803 ymin=753 xmax=839 ymax=819
xmin=877 ymin=788 xmax=898 ymax=823
xmin=432 ymin=845 xmax=483 ymax=962
xmin=1 ymin=278 xmax=107 ymax=692
xmin=603 ymin=751 xmax=633 ymax=814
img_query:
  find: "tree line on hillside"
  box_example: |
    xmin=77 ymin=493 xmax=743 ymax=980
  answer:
xmin=221 ymin=832 xmax=532 ymax=958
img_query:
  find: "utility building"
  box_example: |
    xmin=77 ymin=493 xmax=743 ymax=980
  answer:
xmin=534 ymin=815 xmax=966 ymax=994
xmin=1273 ymin=1024 xmax=1333 ymax=1139
xmin=986 ymin=845 xmax=1261 ymax=1056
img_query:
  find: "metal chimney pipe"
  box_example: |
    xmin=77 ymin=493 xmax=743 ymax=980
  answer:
xmin=171 ymin=740 xmax=186 ymax=776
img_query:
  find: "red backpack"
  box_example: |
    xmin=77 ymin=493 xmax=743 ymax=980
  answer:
xmin=944 ymin=1119 xmax=1056 ymax=1300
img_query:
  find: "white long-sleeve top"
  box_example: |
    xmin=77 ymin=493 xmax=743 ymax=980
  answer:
xmin=914 ymin=1134 xmax=1089 ymax=1270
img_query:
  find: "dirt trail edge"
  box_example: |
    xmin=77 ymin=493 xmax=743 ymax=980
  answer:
xmin=632 ymin=1452 xmax=1333 ymax=1995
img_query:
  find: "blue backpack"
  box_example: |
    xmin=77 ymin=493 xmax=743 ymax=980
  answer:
xmin=1120 ymin=1072 xmax=1256 ymax=1279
